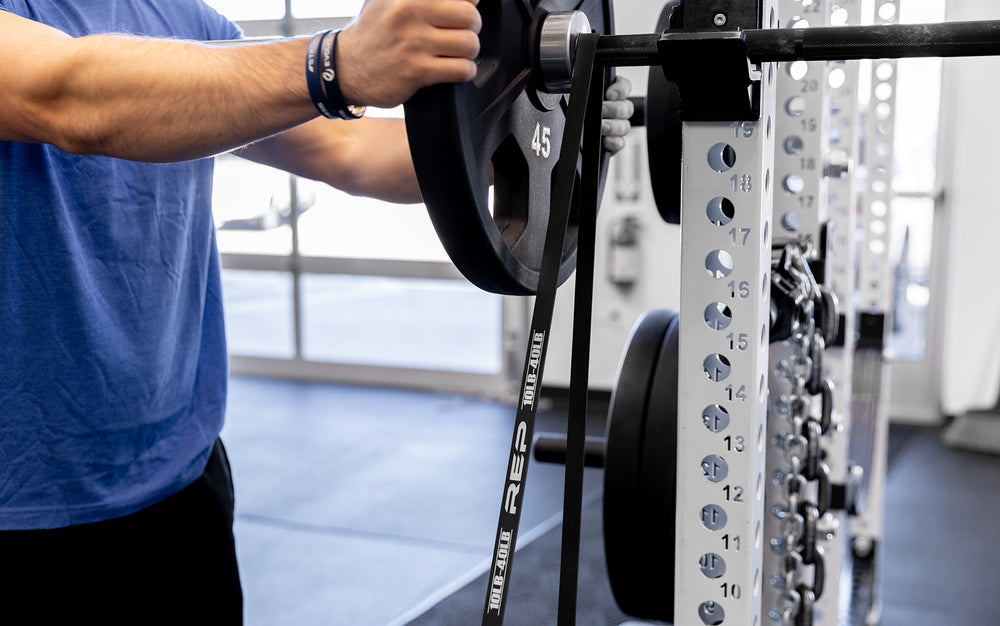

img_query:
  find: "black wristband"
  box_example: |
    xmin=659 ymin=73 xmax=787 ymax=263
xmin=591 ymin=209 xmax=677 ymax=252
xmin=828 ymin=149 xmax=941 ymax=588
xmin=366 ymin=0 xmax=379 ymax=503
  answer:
xmin=319 ymin=30 xmax=366 ymax=120
xmin=305 ymin=30 xmax=337 ymax=119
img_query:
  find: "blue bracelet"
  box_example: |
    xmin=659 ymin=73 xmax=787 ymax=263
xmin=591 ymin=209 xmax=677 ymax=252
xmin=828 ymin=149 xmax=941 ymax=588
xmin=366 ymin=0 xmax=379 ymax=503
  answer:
xmin=306 ymin=30 xmax=336 ymax=119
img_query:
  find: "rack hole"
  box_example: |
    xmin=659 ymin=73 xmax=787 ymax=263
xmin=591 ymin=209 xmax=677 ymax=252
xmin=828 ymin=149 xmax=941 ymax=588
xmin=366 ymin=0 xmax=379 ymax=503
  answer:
xmin=705 ymin=250 xmax=734 ymax=279
xmin=703 ymin=354 xmax=732 ymax=382
xmin=829 ymin=67 xmax=846 ymax=89
xmin=876 ymin=62 xmax=895 ymax=81
xmin=705 ymin=302 xmax=734 ymax=330
xmin=875 ymin=82 xmax=893 ymax=101
xmin=707 ymin=196 xmax=735 ymax=225
xmin=782 ymin=174 xmax=805 ymax=195
xmin=878 ymin=2 xmax=897 ymax=22
xmin=783 ymin=135 xmax=804 ymax=156
xmin=787 ymin=60 xmax=809 ymax=80
xmin=781 ymin=212 xmax=801 ymax=232
xmin=708 ymin=143 xmax=737 ymax=172
xmin=784 ymin=96 xmax=806 ymax=117
xmin=703 ymin=404 xmax=731 ymax=433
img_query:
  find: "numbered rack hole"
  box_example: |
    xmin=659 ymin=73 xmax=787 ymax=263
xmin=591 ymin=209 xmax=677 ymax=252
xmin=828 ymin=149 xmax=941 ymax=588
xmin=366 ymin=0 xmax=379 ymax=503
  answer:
xmin=708 ymin=143 xmax=737 ymax=172
xmin=781 ymin=212 xmax=801 ymax=232
xmin=707 ymin=196 xmax=736 ymax=225
xmin=699 ymin=552 xmax=727 ymax=579
xmin=701 ymin=454 xmax=729 ymax=482
xmin=782 ymin=174 xmax=805 ymax=195
xmin=829 ymin=67 xmax=847 ymax=90
xmin=701 ymin=504 xmax=728 ymax=531
xmin=783 ymin=135 xmax=804 ymax=156
xmin=879 ymin=2 xmax=897 ymax=21
xmin=699 ymin=600 xmax=725 ymax=626
xmin=785 ymin=96 xmax=806 ymax=117
xmin=786 ymin=60 xmax=809 ymax=80
xmin=705 ymin=302 xmax=733 ymax=330
xmin=705 ymin=250 xmax=734 ymax=279
xmin=703 ymin=354 xmax=732 ymax=382
xmin=703 ymin=404 xmax=731 ymax=432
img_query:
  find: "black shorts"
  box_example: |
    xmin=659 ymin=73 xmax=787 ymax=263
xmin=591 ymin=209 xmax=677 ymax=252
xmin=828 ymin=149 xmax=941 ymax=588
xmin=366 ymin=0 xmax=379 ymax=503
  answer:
xmin=0 ymin=438 xmax=243 ymax=625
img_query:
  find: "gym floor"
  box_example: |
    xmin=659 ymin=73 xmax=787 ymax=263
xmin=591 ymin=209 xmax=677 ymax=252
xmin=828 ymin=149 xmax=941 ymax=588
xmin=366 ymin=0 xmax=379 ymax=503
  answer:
xmin=220 ymin=375 xmax=1000 ymax=626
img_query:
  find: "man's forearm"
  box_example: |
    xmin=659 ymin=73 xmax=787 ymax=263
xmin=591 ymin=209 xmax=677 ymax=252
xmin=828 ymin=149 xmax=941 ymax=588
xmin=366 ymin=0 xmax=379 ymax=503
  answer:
xmin=238 ymin=117 xmax=422 ymax=204
xmin=3 ymin=32 xmax=316 ymax=162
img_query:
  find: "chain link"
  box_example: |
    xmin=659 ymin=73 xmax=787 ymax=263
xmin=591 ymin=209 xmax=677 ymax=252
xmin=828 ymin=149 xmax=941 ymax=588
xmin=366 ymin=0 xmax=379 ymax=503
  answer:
xmin=772 ymin=242 xmax=837 ymax=625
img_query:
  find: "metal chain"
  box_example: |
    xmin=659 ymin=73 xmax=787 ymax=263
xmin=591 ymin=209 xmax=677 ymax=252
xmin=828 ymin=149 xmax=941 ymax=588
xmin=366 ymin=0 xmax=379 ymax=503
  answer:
xmin=771 ymin=242 xmax=836 ymax=626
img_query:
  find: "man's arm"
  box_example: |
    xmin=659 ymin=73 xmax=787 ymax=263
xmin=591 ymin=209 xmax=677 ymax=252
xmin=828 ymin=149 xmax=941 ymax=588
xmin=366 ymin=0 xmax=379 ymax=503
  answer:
xmin=239 ymin=77 xmax=636 ymax=206
xmin=0 ymin=0 xmax=480 ymax=163
xmin=238 ymin=117 xmax=422 ymax=204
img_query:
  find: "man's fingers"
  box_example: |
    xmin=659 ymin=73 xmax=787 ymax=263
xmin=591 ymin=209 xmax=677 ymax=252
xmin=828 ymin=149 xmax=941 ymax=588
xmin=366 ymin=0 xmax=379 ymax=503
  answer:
xmin=603 ymin=135 xmax=626 ymax=154
xmin=605 ymin=75 xmax=632 ymax=101
xmin=601 ymin=98 xmax=634 ymax=121
xmin=601 ymin=118 xmax=631 ymax=138
xmin=427 ymin=0 xmax=483 ymax=32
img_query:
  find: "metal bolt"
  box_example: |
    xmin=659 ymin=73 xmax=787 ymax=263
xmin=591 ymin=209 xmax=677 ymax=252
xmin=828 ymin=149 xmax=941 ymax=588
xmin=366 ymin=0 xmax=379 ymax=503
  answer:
xmin=714 ymin=13 xmax=728 ymax=27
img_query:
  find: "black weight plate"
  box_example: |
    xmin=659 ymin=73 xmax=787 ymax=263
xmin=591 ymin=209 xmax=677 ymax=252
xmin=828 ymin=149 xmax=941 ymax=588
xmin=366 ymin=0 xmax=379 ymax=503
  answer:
xmin=646 ymin=1 xmax=683 ymax=224
xmin=604 ymin=308 xmax=679 ymax=621
xmin=404 ymin=0 xmax=614 ymax=295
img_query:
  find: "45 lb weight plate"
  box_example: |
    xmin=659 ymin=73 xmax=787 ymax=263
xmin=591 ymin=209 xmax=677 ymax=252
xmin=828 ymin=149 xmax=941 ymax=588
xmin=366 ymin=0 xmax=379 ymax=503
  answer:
xmin=405 ymin=0 xmax=614 ymax=295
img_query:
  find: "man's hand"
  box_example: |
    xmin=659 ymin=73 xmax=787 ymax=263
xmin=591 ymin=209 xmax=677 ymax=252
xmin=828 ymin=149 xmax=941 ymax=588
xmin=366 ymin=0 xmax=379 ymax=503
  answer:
xmin=601 ymin=76 xmax=634 ymax=154
xmin=337 ymin=0 xmax=482 ymax=108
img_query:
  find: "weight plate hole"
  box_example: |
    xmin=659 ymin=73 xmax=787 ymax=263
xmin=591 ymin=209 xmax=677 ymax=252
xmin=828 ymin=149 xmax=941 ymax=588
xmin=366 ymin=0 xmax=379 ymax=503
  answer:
xmin=831 ymin=8 xmax=849 ymax=26
xmin=707 ymin=196 xmax=735 ymax=225
xmin=878 ymin=2 xmax=897 ymax=22
xmin=708 ymin=143 xmax=737 ymax=172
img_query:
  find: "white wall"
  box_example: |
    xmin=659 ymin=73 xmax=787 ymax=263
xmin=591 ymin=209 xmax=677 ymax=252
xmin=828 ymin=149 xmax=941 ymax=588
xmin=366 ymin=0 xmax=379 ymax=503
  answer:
xmin=934 ymin=0 xmax=1000 ymax=415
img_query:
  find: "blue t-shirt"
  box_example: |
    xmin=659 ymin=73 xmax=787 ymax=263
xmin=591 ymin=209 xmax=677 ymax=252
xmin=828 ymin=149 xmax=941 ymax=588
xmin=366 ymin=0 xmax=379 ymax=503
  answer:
xmin=0 ymin=1 xmax=243 ymax=529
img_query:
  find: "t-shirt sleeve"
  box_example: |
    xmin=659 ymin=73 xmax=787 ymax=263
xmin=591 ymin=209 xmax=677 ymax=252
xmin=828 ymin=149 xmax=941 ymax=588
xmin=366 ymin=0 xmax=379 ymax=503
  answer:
xmin=195 ymin=1 xmax=245 ymax=41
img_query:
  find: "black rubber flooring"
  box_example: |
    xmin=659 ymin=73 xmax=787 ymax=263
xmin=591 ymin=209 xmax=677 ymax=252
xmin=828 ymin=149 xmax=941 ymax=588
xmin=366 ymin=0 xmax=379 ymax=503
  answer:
xmin=407 ymin=424 xmax=1000 ymax=626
